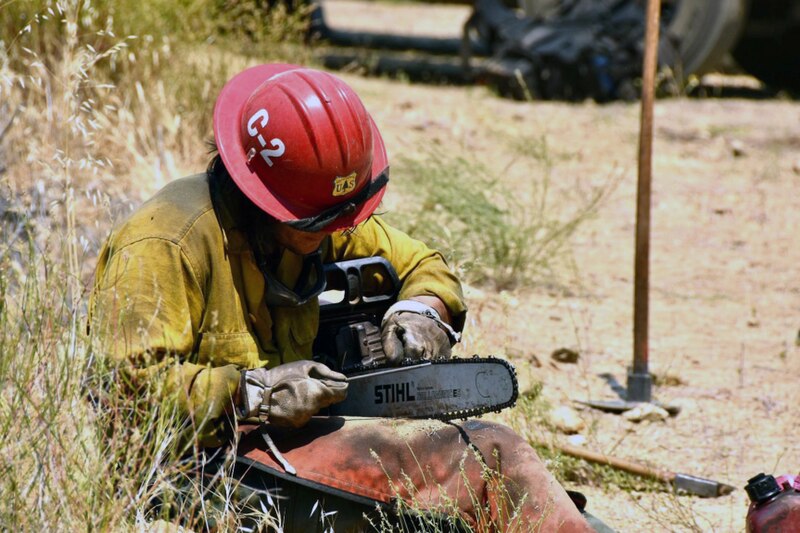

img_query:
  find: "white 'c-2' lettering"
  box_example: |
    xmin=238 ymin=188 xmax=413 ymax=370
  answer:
xmin=247 ymin=109 xmax=269 ymax=137
xmin=246 ymin=108 xmax=285 ymax=167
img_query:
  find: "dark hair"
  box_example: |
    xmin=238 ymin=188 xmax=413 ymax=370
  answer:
xmin=206 ymin=144 xmax=279 ymax=229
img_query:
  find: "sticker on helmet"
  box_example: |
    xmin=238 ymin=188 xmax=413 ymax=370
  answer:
xmin=247 ymin=108 xmax=285 ymax=167
xmin=333 ymin=173 xmax=357 ymax=197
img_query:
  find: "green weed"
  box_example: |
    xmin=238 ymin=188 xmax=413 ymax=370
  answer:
xmin=510 ymin=393 xmax=665 ymax=495
xmin=387 ymin=145 xmax=612 ymax=291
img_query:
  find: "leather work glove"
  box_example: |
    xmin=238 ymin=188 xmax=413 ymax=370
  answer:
xmin=380 ymin=300 xmax=460 ymax=364
xmin=238 ymin=360 xmax=348 ymax=428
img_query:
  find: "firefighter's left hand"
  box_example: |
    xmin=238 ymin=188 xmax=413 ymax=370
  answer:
xmin=380 ymin=301 xmax=459 ymax=364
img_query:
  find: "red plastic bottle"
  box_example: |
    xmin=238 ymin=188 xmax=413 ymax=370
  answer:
xmin=745 ymin=473 xmax=800 ymax=532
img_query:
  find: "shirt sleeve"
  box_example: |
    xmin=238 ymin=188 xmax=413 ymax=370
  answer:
xmin=89 ymin=237 xmax=240 ymax=448
xmin=328 ymin=215 xmax=467 ymax=330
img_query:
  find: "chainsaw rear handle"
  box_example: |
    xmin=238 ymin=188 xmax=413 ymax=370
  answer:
xmin=319 ymin=257 xmax=400 ymax=313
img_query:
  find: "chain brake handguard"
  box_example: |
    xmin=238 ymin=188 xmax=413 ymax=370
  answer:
xmin=314 ymin=257 xmax=400 ymax=372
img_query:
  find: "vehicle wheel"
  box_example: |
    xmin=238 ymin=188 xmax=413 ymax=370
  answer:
xmin=517 ymin=0 xmax=749 ymax=78
xmin=732 ymin=3 xmax=800 ymax=93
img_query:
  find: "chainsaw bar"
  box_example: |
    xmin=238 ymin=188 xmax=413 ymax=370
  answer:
xmin=329 ymin=356 xmax=519 ymax=421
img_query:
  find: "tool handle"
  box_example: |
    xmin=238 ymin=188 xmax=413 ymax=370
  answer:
xmin=633 ymin=0 xmax=662 ymax=380
xmin=547 ymin=441 xmax=676 ymax=483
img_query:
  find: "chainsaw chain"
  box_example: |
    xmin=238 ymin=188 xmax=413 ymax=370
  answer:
xmin=343 ymin=355 xmax=519 ymax=421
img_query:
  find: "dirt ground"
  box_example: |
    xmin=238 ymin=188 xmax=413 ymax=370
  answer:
xmin=320 ymin=1 xmax=800 ymax=530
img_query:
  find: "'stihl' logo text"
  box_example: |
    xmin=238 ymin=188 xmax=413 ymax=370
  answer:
xmin=374 ymin=382 xmax=416 ymax=404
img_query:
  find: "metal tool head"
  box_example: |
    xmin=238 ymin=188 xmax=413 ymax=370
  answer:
xmin=576 ymin=399 xmax=681 ymax=416
xmin=580 ymin=373 xmax=681 ymax=416
xmin=674 ymin=473 xmax=735 ymax=498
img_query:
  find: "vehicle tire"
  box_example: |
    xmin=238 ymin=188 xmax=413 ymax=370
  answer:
xmin=517 ymin=0 xmax=749 ymax=78
xmin=732 ymin=2 xmax=800 ymax=93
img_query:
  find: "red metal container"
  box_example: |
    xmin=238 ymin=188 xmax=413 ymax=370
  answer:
xmin=745 ymin=473 xmax=800 ymax=532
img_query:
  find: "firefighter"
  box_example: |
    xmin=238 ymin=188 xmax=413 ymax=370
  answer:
xmin=90 ymin=64 xmax=603 ymax=531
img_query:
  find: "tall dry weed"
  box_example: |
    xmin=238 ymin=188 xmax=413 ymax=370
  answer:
xmin=0 ymin=0 xmax=304 ymax=529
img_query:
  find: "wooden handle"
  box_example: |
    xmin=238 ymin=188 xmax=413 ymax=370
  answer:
xmin=539 ymin=440 xmax=676 ymax=483
xmin=633 ymin=0 xmax=662 ymax=376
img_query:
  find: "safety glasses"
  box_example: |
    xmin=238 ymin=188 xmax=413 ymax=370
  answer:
xmin=285 ymin=167 xmax=389 ymax=233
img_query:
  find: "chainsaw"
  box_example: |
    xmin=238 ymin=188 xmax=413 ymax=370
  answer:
xmin=313 ymin=257 xmax=518 ymax=420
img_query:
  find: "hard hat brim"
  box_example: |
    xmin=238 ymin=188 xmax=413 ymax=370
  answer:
xmin=213 ymin=63 xmax=388 ymax=231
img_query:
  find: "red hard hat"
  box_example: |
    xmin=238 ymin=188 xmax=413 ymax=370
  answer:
xmin=213 ymin=64 xmax=389 ymax=232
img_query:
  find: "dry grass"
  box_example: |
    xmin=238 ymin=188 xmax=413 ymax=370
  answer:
xmin=0 ymin=0 xmax=306 ymax=529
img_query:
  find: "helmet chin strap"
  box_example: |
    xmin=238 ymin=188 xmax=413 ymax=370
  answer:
xmin=260 ymin=250 xmax=327 ymax=308
xmin=210 ymin=168 xmax=327 ymax=308
xmin=249 ymin=218 xmax=328 ymax=308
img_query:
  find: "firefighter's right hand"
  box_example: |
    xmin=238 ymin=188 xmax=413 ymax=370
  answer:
xmin=238 ymin=361 xmax=348 ymax=428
